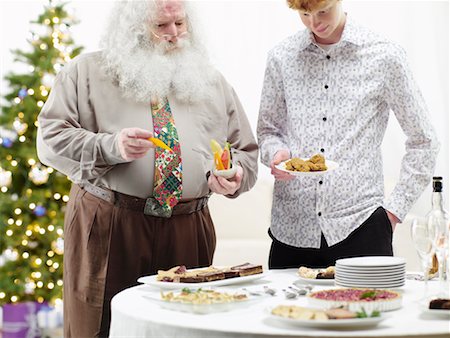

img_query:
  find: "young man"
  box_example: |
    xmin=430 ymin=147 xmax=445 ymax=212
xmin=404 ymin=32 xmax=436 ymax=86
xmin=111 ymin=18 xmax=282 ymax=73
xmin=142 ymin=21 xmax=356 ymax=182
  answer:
xmin=37 ymin=1 xmax=258 ymax=336
xmin=257 ymin=0 xmax=439 ymax=268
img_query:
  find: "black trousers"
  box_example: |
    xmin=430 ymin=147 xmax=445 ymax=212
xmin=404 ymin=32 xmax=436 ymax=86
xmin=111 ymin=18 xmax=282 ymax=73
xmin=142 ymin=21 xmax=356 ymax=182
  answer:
xmin=269 ymin=207 xmax=393 ymax=269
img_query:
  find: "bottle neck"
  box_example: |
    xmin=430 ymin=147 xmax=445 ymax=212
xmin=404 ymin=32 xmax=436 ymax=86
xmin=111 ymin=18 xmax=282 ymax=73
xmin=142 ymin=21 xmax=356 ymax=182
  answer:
xmin=431 ymin=191 xmax=444 ymax=211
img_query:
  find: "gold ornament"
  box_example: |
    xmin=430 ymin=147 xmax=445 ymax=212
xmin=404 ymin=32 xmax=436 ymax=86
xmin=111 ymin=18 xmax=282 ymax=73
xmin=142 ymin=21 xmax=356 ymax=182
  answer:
xmin=29 ymin=165 xmax=49 ymax=185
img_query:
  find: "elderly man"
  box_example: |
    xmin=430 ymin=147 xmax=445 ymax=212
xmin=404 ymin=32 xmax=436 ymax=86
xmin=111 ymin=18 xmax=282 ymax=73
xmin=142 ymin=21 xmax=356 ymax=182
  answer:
xmin=37 ymin=1 xmax=258 ymax=336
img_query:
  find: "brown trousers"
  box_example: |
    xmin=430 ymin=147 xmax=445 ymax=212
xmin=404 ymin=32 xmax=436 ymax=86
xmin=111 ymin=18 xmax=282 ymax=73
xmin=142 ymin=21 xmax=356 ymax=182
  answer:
xmin=63 ymin=184 xmax=216 ymax=337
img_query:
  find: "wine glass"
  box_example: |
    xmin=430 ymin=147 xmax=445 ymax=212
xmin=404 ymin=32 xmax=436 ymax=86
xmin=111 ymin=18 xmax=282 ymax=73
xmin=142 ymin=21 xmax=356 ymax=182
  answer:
xmin=410 ymin=217 xmax=434 ymax=300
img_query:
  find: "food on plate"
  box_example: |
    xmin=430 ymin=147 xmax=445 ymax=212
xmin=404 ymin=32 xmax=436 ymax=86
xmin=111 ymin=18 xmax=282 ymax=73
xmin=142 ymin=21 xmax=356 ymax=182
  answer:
xmin=308 ymin=288 xmax=402 ymax=312
xmin=161 ymin=288 xmax=248 ymax=305
xmin=210 ymin=139 xmax=232 ymax=170
xmin=156 ymin=263 xmax=263 ymax=283
xmin=298 ymin=266 xmax=335 ymax=279
xmin=429 ymin=298 xmax=450 ymax=310
xmin=271 ymin=305 xmax=380 ymax=321
xmin=285 ymin=154 xmax=327 ymax=172
xmin=229 ymin=262 xmax=264 ymax=276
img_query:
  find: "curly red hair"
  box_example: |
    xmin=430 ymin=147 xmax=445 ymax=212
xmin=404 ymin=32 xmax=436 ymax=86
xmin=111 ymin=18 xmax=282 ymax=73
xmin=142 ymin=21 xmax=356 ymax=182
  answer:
xmin=286 ymin=0 xmax=336 ymax=12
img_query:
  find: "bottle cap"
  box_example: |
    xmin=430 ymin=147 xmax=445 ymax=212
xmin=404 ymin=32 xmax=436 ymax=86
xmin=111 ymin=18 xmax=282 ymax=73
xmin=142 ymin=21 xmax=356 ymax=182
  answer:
xmin=432 ymin=177 xmax=443 ymax=192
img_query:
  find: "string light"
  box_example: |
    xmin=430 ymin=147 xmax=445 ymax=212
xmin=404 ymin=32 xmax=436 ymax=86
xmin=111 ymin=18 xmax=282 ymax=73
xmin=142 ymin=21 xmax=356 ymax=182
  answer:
xmin=11 ymin=296 xmax=18 ymax=303
xmin=26 ymin=230 xmax=33 ymax=236
xmin=29 ymin=203 xmax=36 ymax=209
xmin=19 ymin=136 xmax=26 ymax=142
xmin=27 ymin=88 xmax=34 ymax=95
xmin=6 ymin=230 xmax=13 ymax=236
xmin=22 ymin=252 xmax=30 ymax=259
xmin=35 ymin=258 xmax=42 ymax=265
xmin=7 ymin=218 xmax=14 ymax=225
xmin=32 ymin=272 xmax=42 ymax=278
xmin=54 ymin=193 xmax=61 ymax=200
xmin=15 ymin=219 xmax=23 ymax=226
xmin=14 ymin=208 xmax=22 ymax=215
xmin=14 ymin=97 xmax=21 ymax=104
xmin=0 ymin=292 xmax=5 ymax=299
xmin=28 ymin=159 xmax=36 ymax=166
xmin=11 ymin=160 xmax=18 ymax=167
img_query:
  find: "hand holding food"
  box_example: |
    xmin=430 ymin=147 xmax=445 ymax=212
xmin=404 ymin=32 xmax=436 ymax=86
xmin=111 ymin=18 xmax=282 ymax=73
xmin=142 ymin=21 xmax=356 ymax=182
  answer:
xmin=210 ymin=139 xmax=237 ymax=179
xmin=117 ymin=127 xmax=154 ymax=161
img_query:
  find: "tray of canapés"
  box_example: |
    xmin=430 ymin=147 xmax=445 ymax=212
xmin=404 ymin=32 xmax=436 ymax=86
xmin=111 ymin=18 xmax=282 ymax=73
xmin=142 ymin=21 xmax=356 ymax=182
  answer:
xmin=143 ymin=287 xmax=261 ymax=314
xmin=268 ymin=304 xmax=386 ymax=329
xmin=137 ymin=263 xmax=265 ymax=289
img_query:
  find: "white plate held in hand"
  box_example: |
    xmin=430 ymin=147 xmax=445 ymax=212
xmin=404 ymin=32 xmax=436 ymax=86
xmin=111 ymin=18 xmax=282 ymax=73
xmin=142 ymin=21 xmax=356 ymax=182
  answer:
xmin=275 ymin=159 xmax=338 ymax=176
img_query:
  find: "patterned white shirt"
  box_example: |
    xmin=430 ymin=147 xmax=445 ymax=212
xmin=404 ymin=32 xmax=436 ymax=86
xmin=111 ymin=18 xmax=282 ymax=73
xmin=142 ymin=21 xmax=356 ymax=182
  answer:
xmin=257 ymin=17 xmax=439 ymax=248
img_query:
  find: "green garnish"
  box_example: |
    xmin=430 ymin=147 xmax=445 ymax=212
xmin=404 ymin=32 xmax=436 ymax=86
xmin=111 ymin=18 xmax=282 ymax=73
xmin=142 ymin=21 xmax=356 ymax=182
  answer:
xmin=181 ymin=287 xmax=192 ymax=293
xmin=360 ymin=290 xmax=377 ymax=299
xmin=356 ymin=308 xmax=381 ymax=318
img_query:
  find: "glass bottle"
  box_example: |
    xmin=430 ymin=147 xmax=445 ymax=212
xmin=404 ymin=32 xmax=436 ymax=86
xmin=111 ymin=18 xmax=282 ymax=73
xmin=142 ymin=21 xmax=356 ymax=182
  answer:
xmin=426 ymin=176 xmax=449 ymax=295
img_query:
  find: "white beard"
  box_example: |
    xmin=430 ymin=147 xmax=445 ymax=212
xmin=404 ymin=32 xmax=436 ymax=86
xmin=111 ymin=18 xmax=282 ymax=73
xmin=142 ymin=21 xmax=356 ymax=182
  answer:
xmin=104 ymin=38 xmax=218 ymax=104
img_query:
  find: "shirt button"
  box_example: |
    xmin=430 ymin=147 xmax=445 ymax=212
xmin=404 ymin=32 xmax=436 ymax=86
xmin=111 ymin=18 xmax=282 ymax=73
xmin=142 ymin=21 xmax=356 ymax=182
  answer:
xmin=318 ymin=212 xmax=322 ymax=216
xmin=322 ymin=117 xmax=327 ymax=122
xmin=326 ymin=55 xmax=331 ymax=59
xmin=320 ymin=148 xmax=325 ymax=153
xmin=324 ymin=85 xmax=329 ymax=89
xmin=319 ymin=180 xmax=323 ymax=185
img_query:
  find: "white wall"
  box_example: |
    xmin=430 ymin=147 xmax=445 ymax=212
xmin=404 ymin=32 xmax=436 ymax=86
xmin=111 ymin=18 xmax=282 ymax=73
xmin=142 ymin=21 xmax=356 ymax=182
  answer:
xmin=1 ymin=0 xmax=448 ymax=214
xmin=1 ymin=0 xmax=449 ymax=251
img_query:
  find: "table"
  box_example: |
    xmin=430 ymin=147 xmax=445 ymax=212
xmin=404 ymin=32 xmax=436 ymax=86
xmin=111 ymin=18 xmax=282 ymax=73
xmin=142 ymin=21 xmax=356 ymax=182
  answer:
xmin=109 ymin=270 xmax=450 ymax=338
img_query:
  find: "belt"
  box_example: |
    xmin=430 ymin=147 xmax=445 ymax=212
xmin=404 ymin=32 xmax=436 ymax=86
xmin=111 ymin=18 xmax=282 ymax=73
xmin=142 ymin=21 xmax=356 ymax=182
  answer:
xmin=79 ymin=183 xmax=209 ymax=218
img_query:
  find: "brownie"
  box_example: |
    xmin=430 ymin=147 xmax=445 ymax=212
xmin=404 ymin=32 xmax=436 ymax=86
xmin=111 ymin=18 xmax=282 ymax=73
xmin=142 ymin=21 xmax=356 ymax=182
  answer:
xmin=179 ymin=271 xmax=225 ymax=283
xmin=429 ymin=298 xmax=450 ymax=309
xmin=223 ymin=270 xmax=240 ymax=279
xmin=230 ymin=263 xmax=263 ymax=276
xmin=316 ymin=272 xmax=334 ymax=279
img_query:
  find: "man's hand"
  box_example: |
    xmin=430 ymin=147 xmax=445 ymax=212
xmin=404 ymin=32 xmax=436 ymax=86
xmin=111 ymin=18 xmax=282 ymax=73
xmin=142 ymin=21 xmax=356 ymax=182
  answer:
xmin=118 ymin=128 xmax=155 ymax=161
xmin=270 ymin=149 xmax=294 ymax=181
xmin=208 ymin=165 xmax=243 ymax=196
xmin=386 ymin=210 xmax=400 ymax=232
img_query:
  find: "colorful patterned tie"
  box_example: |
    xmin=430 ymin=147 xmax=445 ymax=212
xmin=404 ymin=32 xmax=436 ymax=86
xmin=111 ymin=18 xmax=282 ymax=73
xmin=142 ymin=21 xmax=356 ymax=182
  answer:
xmin=151 ymin=98 xmax=182 ymax=213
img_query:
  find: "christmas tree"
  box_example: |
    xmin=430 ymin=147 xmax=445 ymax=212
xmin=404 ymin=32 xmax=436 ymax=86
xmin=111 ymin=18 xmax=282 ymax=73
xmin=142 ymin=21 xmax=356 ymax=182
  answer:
xmin=0 ymin=0 xmax=82 ymax=305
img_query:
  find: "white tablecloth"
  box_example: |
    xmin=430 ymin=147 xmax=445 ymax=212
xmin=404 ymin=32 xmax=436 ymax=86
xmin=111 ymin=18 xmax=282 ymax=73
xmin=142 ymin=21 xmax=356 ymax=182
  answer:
xmin=109 ymin=269 xmax=450 ymax=338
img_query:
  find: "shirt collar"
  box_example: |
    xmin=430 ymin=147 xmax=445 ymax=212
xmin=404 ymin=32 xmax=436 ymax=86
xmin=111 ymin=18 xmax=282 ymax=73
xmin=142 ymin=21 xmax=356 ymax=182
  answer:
xmin=296 ymin=15 xmax=364 ymax=52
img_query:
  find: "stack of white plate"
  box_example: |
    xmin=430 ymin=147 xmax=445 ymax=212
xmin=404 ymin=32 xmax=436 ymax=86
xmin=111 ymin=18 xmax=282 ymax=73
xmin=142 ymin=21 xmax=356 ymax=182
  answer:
xmin=335 ymin=256 xmax=406 ymax=288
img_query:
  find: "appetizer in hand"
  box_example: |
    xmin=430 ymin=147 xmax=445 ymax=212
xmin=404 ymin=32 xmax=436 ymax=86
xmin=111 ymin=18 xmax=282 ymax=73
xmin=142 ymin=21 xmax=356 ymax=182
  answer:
xmin=210 ymin=139 xmax=237 ymax=178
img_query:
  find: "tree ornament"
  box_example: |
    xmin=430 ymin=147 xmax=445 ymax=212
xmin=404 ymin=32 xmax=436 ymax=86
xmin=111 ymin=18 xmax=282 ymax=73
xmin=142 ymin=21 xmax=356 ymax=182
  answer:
xmin=33 ymin=205 xmax=47 ymax=217
xmin=1 ymin=137 xmax=13 ymax=148
xmin=0 ymin=167 xmax=12 ymax=187
xmin=29 ymin=165 xmax=50 ymax=185
xmin=52 ymin=238 xmax=64 ymax=255
xmin=18 ymin=88 xmax=28 ymax=99
xmin=13 ymin=118 xmax=29 ymax=135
